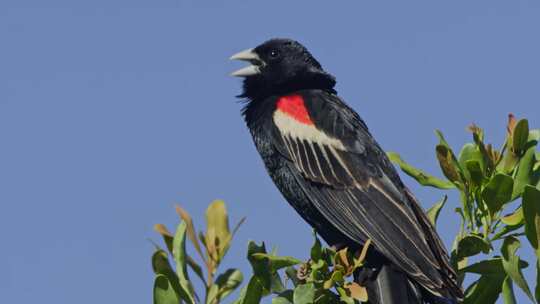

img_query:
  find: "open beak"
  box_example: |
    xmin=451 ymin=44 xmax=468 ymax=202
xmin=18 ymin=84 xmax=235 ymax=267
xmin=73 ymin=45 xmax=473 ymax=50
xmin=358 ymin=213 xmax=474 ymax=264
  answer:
xmin=229 ymin=48 xmax=264 ymax=77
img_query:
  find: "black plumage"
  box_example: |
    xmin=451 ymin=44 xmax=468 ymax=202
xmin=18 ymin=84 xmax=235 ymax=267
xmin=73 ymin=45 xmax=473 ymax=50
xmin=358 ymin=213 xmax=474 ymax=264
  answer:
xmin=231 ymin=38 xmax=463 ymax=304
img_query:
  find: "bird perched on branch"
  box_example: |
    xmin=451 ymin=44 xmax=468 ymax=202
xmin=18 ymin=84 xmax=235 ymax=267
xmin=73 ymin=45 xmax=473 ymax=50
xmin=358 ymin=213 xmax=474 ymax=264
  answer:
xmin=230 ymin=38 xmax=463 ymax=304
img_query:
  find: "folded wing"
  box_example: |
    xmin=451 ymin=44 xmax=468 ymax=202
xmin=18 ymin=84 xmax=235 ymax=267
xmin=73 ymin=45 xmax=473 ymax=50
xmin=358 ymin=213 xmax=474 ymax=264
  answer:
xmin=271 ymin=90 xmax=461 ymax=300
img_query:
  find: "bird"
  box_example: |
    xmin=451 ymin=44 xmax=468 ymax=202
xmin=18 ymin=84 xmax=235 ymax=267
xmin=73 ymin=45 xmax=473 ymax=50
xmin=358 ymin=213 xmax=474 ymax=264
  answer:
xmin=230 ymin=38 xmax=463 ymax=304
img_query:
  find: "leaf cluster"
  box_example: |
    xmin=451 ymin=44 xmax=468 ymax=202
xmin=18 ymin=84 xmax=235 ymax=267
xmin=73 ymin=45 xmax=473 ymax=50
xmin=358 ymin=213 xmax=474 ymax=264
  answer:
xmin=152 ymin=200 xmax=245 ymax=304
xmin=233 ymin=235 xmax=370 ymax=304
xmin=151 ymin=202 xmax=370 ymax=304
xmin=388 ymin=115 xmax=540 ymax=303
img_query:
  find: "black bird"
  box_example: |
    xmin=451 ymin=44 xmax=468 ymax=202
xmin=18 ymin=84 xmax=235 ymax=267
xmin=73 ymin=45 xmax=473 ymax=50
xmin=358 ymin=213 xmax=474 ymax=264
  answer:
xmin=230 ymin=39 xmax=463 ymax=304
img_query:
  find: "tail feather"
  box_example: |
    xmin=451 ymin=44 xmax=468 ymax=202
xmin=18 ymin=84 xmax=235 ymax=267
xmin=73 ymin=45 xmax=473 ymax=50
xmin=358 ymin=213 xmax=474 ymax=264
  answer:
xmin=361 ymin=263 xmax=422 ymax=304
xmin=357 ymin=263 xmax=457 ymax=304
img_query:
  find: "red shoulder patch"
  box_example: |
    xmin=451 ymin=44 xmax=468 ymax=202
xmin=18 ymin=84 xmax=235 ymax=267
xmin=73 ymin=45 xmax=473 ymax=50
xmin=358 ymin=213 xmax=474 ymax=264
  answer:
xmin=276 ymin=94 xmax=314 ymax=125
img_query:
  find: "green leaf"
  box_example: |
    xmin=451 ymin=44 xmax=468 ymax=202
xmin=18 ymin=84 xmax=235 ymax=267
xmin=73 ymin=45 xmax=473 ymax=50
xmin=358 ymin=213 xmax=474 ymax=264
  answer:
xmin=501 ymin=207 xmax=524 ymax=226
xmin=322 ymin=247 xmax=336 ymax=266
xmin=152 ymin=249 xmax=173 ymax=275
xmin=523 ymin=186 xmax=540 ymax=256
xmin=151 ymin=249 xmax=184 ymax=301
xmin=513 ymin=119 xmax=529 ymax=154
xmin=463 ymin=274 xmax=504 ymax=304
xmin=435 ymin=131 xmax=466 ymax=180
xmin=465 ymin=160 xmax=484 ymax=186
xmin=309 ymin=259 xmax=328 ymax=282
xmin=173 ymin=222 xmax=196 ymax=304
xmin=435 ymin=129 xmax=451 ymax=147
xmin=492 ymin=223 xmax=523 ymax=241
xmin=459 ymin=143 xmax=485 ymax=182
xmin=251 ymin=253 xmax=302 ymax=272
xmin=310 ymin=234 xmax=323 ymax=261
xmin=482 ymin=173 xmax=514 ymax=215
xmin=512 ymin=145 xmax=536 ymax=199
xmin=293 ymin=283 xmax=316 ymax=304
xmin=154 ymin=275 xmax=180 ymax=304
xmin=214 ymin=269 xmax=243 ymax=302
xmin=336 ymin=286 xmax=355 ymax=304
xmin=426 ymin=195 xmax=447 ymax=226
xmin=247 ymin=241 xmax=272 ymax=293
xmin=501 ymin=236 xmax=534 ymax=301
xmin=502 ymin=276 xmax=516 ymax=304
xmin=436 ymin=145 xmax=462 ymax=184
xmin=456 ymin=234 xmax=491 ymax=259
xmin=233 ymin=276 xmax=263 ymax=304
xmin=270 ymin=272 xmax=286 ymax=294
xmin=272 ymin=290 xmax=293 ymax=304
xmin=459 ymin=143 xmax=482 ymax=166
xmin=206 ymin=285 xmax=219 ymax=304
xmin=311 ymin=258 xmax=327 ymax=272
xmin=460 ymin=257 xmax=528 ymax=275
xmin=387 ymin=152 xmax=454 ymax=189
xmin=500 ymin=150 xmax=519 ymax=174
xmin=330 ymin=270 xmax=345 ymax=285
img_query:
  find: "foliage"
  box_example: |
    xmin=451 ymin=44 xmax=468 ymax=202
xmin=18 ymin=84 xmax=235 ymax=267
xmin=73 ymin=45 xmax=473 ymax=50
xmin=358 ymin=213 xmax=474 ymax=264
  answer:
xmin=152 ymin=115 xmax=540 ymax=304
xmin=152 ymin=200 xmax=370 ymax=304
xmin=232 ymin=236 xmax=370 ymax=304
xmin=388 ymin=115 xmax=540 ymax=303
xmin=152 ymin=200 xmax=245 ymax=304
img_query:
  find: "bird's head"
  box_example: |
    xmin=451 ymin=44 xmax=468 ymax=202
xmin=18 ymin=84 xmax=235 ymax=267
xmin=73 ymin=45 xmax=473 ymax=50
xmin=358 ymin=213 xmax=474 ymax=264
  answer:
xmin=230 ymin=38 xmax=336 ymax=100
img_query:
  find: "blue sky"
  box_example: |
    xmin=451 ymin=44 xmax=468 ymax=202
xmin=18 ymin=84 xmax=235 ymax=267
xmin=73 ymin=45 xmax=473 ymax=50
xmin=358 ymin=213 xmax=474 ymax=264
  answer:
xmin=1 ymin=1 xmax=539 ymax=303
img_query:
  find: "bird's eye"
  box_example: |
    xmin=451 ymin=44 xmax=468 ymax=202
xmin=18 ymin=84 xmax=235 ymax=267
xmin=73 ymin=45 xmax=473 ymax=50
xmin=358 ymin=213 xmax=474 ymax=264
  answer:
xmin=269 ymin=49 xmax=280 ymax=59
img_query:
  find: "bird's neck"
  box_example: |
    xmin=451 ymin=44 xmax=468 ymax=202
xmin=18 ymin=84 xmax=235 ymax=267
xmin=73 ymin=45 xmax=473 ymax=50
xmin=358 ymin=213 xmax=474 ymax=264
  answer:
xmin=239 ymin=70 xmax=337 ymax=101
xmin=240 ymin=70 xmax=336 ymax=128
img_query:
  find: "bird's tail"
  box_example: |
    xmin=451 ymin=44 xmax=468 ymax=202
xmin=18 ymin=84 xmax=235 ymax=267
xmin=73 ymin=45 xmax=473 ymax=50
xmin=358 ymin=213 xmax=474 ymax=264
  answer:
xmin=355 ymin=263 xmax=457 ymax=304
xmin=358 ymin=263 xmax=422 ymax=304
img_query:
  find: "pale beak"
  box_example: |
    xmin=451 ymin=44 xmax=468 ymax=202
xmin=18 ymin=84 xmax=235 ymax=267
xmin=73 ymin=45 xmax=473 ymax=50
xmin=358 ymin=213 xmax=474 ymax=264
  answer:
xmin=229 ymin=48 xmax=264 ymax=77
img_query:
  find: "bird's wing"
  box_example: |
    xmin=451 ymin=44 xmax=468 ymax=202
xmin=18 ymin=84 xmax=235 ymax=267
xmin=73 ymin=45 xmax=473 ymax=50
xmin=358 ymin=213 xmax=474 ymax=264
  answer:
xmin=270 ymin=90 xmax=460 ymax=298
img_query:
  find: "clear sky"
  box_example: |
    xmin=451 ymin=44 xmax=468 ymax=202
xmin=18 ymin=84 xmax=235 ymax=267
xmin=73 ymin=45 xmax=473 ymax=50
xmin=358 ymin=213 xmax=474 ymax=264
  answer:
xmin=1 ymin=1 xmax=539 ymax=303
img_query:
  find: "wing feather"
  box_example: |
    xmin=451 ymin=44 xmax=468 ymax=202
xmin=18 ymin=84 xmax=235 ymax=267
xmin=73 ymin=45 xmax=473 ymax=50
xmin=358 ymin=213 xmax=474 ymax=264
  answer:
xmin=271 ymin=90 xmax=462 ymax=299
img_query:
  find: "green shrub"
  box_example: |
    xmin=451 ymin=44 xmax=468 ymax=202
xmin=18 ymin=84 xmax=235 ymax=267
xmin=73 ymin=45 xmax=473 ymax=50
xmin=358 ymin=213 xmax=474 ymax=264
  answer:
xmin=151 ymin=116 xmax=540 ymax=304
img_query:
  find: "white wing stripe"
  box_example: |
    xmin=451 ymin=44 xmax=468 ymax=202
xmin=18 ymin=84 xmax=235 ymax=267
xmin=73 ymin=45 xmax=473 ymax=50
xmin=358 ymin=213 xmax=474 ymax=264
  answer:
xmin=273 ymin=110 xmax=346 ymax=150
xmin=282 ymin=135 xmax=299 ymax=164
xmin=327 ymin=145 xmax=356 ymax=180
xmin=308 ymin=141 xmax=328 ymax=184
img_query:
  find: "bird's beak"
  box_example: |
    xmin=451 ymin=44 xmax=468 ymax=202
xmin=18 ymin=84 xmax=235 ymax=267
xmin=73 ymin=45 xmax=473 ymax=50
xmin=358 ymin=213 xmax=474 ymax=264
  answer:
xmin=229 ymin=48 xmax=264 ymax=77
